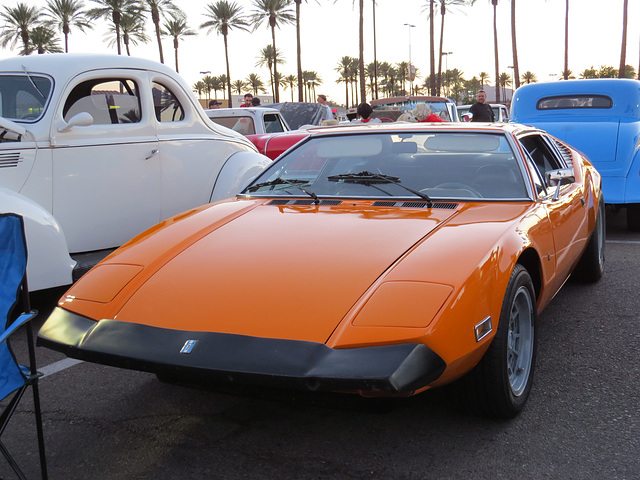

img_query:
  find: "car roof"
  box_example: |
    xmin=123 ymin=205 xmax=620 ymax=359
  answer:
xmin=0 ymin=53 xmax=180 ymax=84
xmin=205 ymin=107 xmax=280 ymax=117
xmin=512 ymin=78 xmax=640 ymax=119
xmin=295 ymin=122 xmax=533 ymax=137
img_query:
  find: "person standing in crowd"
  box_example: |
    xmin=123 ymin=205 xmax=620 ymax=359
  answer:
xmin=208 ymin=100 xmax=221 ymax=109
xmin=241 ymin=93 xmax=253 ymax=107
xmin=351 ymin=103 xmax=381 ymax=124
xmin=317 ymin=94 xmax=334 ymax=122
xmin=469 ymin=90 xmax=495 ymax=122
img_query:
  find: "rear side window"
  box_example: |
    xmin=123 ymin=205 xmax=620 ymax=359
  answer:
xmin=63 ymin=79 xmax=141 ymax=124
xmin=537 ymin=95 xmax=612 ymax=110
xmin=264 ymin=113 xmax=285 ymax=133
xmin=152 ymin=82 xmax=184 ymax=122
xmin=208 ymin=115 xmax=256 ymax=135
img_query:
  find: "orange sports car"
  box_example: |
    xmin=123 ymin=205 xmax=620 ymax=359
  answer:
xmin=38 ymin=123 xmax=605 ymax=418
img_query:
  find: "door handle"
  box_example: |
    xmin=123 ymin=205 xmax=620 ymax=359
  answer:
xmin=145 ymin=148 xmax=159 ymax=160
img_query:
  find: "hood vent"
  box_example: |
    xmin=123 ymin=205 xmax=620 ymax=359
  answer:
xmin=0 ymin=152 xmax=21 ymax=168
xmin=372 ymin=201 xmax=459 ymax=209
xmin=268 ymin=199 xmax=342 ymax=206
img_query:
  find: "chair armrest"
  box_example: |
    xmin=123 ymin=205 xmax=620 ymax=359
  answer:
xmin=0 ymin=310 xmax=38 ymax=345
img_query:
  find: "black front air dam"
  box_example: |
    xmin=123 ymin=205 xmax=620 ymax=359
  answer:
xmin=38 ymin=307 xmax=446 ymax=395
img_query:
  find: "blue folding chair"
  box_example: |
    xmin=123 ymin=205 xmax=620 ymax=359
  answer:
xmin=0 ymin=214 xmax=47 ymax=480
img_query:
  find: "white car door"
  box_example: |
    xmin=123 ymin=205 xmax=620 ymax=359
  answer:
xmin=50 ymin=70 xmax=161 ymax=253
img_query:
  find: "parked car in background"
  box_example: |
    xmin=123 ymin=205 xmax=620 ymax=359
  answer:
xmin=40 ymin=122 xmax=604 ymax=418
xmin=457 ymin=104 xmax=510 ymax=122
xmin=511 ymin=78 xmax=640 ymax=230
xmin=0 ymin=54 xmax=269 ymax=291
xmin=205 ymin=107 xmax=289 ymax=135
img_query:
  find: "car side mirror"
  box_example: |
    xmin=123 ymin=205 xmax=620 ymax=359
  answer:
xmin=546 ymin=168 xmax=575 ymax=200
xmin=57 ymin=112 xmax=94 ymax=132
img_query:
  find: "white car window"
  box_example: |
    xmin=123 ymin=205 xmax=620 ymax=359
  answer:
xmin=0 ymin=74 xmax=52 ymax=121
xmin=152 ymin=82 xmax=184 ymax=122
xmin=63 ymin=79 xmax=141 ymax=124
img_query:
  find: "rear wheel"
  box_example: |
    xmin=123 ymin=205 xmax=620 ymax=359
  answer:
xmin=453 ymin=265 xmax=537 ymax=418
xmin=572 ymin=199 xmax=605 ymax=282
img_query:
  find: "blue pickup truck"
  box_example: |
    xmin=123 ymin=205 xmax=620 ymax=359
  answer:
xmin=511 ymin=79 xmax=640 ymax=230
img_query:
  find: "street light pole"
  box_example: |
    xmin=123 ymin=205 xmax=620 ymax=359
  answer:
xmin=403 ymin=23 xmax=415 ymax=95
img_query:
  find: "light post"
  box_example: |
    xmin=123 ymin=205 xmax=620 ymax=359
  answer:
xmin=442 ymin=52 xmax=453 ymax=97
xmin=403 ymin=23 xmax=415 ymax=95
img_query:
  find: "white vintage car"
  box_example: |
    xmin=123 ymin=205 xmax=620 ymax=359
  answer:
xmin=0 ymin=54 xmax=270 ymax=291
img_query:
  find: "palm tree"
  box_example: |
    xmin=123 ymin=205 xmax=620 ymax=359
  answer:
xmin=246 ymin=73 xmax=267 ymax=95
xmin=434 ymin=1 xmax=467 ymax=96
xmin=490 ymin=0 xmax=500 ymax=102
xmin=619 ymin=0 xmax=628 ymax=78
xmin=428 ymin=0 xmax=436 ymax=95
xmin=141 ymin=0 xmax=182 ymax=64
xmin=250 ymin=0 xmax=295 ymax=103
xmin=163 ymin=15 xmax=195 ymax=73
xmin=335 ymin=56 xmax=352 ymax=107
xmin=499 ymin=71 xmax=512 ymax=101
xmin=202 ymin=74 xmax=215 ymax=101
xmin=0 ymin=3 xmax=42 ymax=55
xmin=510 ymin=0 xmax=520 ymax=89
xmin=292 ymin=0 xmax=313 ymax=101
xmin=211 ymin=75 xmax=225 ymax=100
xmin=256 ymin=44 xmax=284 ymax=100
xmin=23 ymin=25 xmax=63 ymax=54
xmin=106 ymin=10 xmax=149 ymax=56
xmin=87 ymin=0 xmax=142 ymax=55
xmin=371 ymin=0 xmax=378 ymax=99
xmin=521 ymin=71 xmax=537 ymax=84
xmin=478 ymin=71 xmax=489 ymax=90
xmin=193 ymin=80 xmax=206 ymax=98
xmin=357 ymin=0 xmax=366 ymax=103
xmin=283 ymin=74 xmax=297 ymax=101
xmin=201 ymin=1 xmax=248 ymax=109
xmin=232 ymin=79 xmax=247 ymax=95
xmin=43 ymin=0 xmax=92 ymax=53
xmin=303 ymin=70 xmax=321 ymax=100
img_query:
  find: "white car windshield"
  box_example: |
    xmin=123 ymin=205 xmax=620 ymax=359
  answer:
xmin=244 ymin=132 xmax=529 ymax=201
xmin=0 ymin=74 xmax=52 ymax=122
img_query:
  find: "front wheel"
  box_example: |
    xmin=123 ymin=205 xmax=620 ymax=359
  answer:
xmin=453 ymin=264 xmax=537 ymax=418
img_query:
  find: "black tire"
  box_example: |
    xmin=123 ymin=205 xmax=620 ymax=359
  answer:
xmin=452 ymin=264 xmax=537 ymax=418
xmin=572 ymin=199 xmax=605 ymax=282
xmin=627 ymin=203 xmax=640 ymax=232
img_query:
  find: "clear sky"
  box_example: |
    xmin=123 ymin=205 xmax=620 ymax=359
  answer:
xmin=0 ymin=0 xmax=636 ymax=105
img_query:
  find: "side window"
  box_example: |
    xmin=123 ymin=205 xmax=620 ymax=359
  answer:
xmin=518 ymin=134 xmax=563 ymax=179
xmin=523 ymin=152 xmax=547 ymax=198
xmin=63 ymin=79 xmax=141 ymax=124
xmin=264 ymin=113 xmax=285 ymax=133
xmin=152 ymin=82 xmax=184 ymax=122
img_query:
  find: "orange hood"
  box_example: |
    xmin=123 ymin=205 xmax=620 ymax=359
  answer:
xmin=65 ymin=201 xmax=459 ymax=344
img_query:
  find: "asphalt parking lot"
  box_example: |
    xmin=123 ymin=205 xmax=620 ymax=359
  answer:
xmin=2 ymin=206 xmax=638 ymax=480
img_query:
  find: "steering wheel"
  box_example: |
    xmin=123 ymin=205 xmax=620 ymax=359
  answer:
xmin=429 ymin=182 xmax=483 ymax=198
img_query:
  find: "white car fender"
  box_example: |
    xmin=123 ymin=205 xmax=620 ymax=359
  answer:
xmin=210 ymin=151 xmax=271 ymax=203
xmin=0 ymin=188 xmax=75 ymax=291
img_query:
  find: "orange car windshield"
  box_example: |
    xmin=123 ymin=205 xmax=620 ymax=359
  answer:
xmin=244 ymin=132 xmax=529 ymax=200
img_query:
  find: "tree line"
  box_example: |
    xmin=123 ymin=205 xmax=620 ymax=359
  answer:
xmin=0 ymin=0 xmax=635 ymax=107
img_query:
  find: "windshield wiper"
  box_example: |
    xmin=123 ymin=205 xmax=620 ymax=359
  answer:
xmin=21 ymin=65 xmax=46 ymax=101
xmin=246 ymin=177 xmax=320 ymax=204
xmin=327 ymin=171 xmax=433 ymax=205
